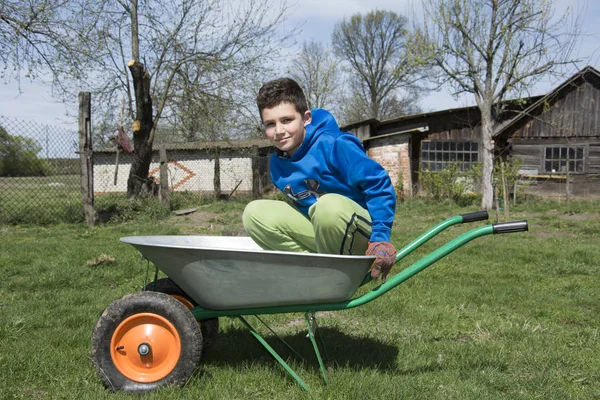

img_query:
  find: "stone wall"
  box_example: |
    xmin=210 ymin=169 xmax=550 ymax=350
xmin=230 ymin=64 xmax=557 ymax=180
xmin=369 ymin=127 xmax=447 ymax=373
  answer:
xmin=366 ymin=134 xmax=412 ymax=198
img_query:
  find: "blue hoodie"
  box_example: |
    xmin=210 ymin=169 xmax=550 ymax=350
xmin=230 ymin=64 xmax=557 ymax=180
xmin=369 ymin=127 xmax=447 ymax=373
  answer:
xmin=270 ymin=108 xmax=396 ymax=242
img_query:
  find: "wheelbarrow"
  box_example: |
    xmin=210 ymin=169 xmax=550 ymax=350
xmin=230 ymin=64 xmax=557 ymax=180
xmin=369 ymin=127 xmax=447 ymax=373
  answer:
xmin=90 ymin=211 xmax=528 ymax=392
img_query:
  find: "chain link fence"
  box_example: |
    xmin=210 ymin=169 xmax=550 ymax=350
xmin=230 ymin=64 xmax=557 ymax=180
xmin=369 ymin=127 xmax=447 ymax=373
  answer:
xmin=0 ymin=116 xmax=81 ymax=224
xmin=3 ymin=110 xmax=596 ymax=226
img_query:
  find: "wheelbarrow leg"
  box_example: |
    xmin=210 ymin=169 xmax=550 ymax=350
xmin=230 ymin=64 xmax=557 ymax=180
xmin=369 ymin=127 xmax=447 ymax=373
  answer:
xmin=305 ymin=312 xmax=329 ymax=385
xmin=236 ymin=316 xmax=310 ymax=391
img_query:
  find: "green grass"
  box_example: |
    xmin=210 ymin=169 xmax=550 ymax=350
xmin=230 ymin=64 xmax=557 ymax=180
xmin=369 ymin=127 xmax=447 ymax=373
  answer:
xmin=1 ymin=199 xmax=599 ymax=399
xmin=0 ymin=175 xmax=83 ymax=224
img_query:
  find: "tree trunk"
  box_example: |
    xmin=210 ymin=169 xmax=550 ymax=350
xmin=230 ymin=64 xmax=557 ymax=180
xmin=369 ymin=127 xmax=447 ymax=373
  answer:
xmin=127 ymin=60 xmax=154 ymax=197
xmin=213 ymin=147 xmax=221 ymax=199
xmin=480 ymin=107 xmax=494 ymax=210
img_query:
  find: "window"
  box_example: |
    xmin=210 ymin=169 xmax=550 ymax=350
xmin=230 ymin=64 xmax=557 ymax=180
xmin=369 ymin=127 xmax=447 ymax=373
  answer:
xmin=544 ymin=146 xmax=584 ymax=173
xmin=421 ymin=140 xmax=479 ymax=171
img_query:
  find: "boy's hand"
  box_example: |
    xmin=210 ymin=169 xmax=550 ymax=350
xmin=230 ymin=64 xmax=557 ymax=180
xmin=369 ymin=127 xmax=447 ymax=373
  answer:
xmin=366 ymin=241 xmax=396 ymax=281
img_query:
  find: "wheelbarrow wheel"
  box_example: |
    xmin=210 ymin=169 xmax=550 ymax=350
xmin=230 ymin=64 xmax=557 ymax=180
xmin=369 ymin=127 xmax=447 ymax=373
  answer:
xmin=90 ymin=291 xmax=202 ymax=392
xmin=144 ymin=278 xmax=219 ymax=352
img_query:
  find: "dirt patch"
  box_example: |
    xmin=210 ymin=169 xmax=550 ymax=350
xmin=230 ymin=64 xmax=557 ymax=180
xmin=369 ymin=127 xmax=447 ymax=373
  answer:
xmin=561 ymin=213 xmax=592 ymax=221
xmin=169 ymin=210 xmax=220 ymax=226
xmin=545 ymin=209 xmax=593 ymax=221
xmin=168 ymin=209 xmax=245 ymax=236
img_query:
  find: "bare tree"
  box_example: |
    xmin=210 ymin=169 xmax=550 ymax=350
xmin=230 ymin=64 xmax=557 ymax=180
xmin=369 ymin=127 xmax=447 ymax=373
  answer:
xmin=337 ymin=76 xmax=423 ymax=125
xmin=412 ymin=0 xmax=580 ymax=209
xmin=289 ymin=40 xmax=341 ymax=111
xmin=331 ymin=10 xmax=423 ymax=122
xmin=1 ymin=0 xmax=291 ymax=196
xmin=0 ymin=0 xmax=84 ymax=87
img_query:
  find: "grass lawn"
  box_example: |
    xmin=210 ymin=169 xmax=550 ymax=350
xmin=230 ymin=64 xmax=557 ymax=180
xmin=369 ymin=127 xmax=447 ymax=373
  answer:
xmin=0 ymin=175 xmax=82 ymax=225
xmin=1 ymin=198 xmax=599 ymax=399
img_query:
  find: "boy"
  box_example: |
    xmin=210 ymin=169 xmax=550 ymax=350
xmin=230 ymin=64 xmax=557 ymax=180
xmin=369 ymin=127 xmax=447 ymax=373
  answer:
xmin=242 ymin=78 xmax=397 ymax=280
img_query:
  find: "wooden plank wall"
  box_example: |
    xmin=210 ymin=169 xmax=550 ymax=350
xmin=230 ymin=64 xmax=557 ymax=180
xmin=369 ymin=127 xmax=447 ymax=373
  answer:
xmin=516 ymin=82 xmax=600 ymax=139
xmin=511 ymin=138 xmax=600 ymax=197
xmin=589 ymin=144 xmax=600 ymax=174
xmin=426 ymin=111 xmax=481 ymax=141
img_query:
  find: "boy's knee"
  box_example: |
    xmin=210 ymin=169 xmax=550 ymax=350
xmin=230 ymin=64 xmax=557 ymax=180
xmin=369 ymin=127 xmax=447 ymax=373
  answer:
xmin=242 ymin=200 xmax=265 ymax=230
xmin=310 ymin=194 xmax=345 ymax=226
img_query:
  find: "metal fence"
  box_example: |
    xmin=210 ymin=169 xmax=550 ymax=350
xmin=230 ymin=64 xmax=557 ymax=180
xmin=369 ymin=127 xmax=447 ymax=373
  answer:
xmin=2 ymin=111 xmax=596 ymax=226
xmin=0 ymin=115 xmax=81 ymax=224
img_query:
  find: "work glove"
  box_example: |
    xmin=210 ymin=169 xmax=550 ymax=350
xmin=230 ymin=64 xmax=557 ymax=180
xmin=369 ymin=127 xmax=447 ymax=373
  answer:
xmin=366 ymin=241 xmax=396 ymax=281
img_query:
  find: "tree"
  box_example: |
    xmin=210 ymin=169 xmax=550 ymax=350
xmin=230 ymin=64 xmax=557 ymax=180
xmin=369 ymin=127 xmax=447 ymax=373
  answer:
xmin=0 ymin=126 xmax=47 ymax=177
xmin=412 ymin=0 xmax=579 ymax=209
xmin=165 ymin=67 xmax=236 ymax=199
xmin=2 ymin=0 xmax=291 ymax=196
xmin=289 ymin=40 xmax=341 ymax=111
xmin=0 ymin=0 xmax=72 ymax=85
xmin=331 ymin=10 xmax=423 ymax=122
xmin=337 ymin=79 xmax=423 ymax=125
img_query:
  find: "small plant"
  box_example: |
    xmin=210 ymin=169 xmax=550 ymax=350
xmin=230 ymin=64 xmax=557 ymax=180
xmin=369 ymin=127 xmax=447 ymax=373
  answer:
xmin=395 ymin=169 xmax=405 ymax=202
xmin=493 ymin=158 xmax=523 ymax=202
xmin=419 ymin=162 xmax=469 ymax=201
xmin=95 ymin=194 xmax=171 ymax=223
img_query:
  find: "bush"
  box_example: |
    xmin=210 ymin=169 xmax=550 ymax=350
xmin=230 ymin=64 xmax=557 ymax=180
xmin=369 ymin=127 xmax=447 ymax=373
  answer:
xmin=419 ymin=162 xmax=470 ymax=201
xmin=95 ymin=195 xmax=172 ymax=223
xmin=0 ymin=126 xmax=49 ymax=177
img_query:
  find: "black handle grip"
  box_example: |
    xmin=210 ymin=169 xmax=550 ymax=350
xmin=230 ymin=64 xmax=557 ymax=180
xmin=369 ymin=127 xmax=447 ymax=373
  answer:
xmin=460 ymin=211 xmax=489 ymax=223
xmin=492 ymin=220 xmax=529 ymax=234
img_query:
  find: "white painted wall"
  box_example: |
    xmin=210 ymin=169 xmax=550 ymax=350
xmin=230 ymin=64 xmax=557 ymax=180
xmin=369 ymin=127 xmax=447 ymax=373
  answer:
xmin=93 ymin=150 xmax=254 ymax=194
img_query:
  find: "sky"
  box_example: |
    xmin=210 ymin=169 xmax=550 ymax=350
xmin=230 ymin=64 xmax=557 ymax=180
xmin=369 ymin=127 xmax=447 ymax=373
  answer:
xmin=1 ymin=0 xmax=599 ymax=131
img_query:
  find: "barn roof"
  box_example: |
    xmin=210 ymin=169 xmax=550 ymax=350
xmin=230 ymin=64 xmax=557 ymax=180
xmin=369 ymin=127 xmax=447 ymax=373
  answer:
xmin=493 ymin=65 xmax=600 ymax=138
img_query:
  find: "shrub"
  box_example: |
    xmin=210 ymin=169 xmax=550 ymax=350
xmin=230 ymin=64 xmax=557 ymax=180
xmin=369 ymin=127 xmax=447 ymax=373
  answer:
xmin=419 ymin=162 xmax=469 ymax=201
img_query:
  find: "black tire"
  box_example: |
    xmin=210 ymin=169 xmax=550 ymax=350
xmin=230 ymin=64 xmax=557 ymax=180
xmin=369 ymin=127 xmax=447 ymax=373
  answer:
xmin=90 ymin=291 xmax=202 ymax=392
xmin=144 ymin=278 xmax=219 ymax=352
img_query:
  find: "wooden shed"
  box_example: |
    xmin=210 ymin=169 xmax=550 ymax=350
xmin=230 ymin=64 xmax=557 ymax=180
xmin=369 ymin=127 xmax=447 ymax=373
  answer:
xmin=495 ymin=66 xmax=600 ymax=197
xmin=343 ymin=96 xmax=539 ymax=197
xmin=344 ymin=66 xmax=600 ymax=198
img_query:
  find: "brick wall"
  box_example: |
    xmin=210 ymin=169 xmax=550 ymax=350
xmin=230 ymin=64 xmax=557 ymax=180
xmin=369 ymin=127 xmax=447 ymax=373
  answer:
xmin=366 ymin=134 xmax=412 ymax=198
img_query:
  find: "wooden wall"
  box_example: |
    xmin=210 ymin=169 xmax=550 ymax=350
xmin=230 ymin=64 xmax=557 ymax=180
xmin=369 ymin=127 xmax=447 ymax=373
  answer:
xmin=513 ymin=81 xmax=600 ymax=139
xmin=511 ymin=137 xmax=600 ymax=197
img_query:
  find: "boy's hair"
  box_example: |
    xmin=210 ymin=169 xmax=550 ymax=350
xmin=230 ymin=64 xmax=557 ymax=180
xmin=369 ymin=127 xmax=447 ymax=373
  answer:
xmin=256 ymin=78 xmax=309 ymax=118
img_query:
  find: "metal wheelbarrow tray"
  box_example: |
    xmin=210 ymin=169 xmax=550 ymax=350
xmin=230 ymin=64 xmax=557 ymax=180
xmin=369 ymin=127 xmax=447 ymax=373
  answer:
xmin=120 ymin=235 xmax=376 ymax=310
xmin=90 ymin=211 xmax=528 ymax=393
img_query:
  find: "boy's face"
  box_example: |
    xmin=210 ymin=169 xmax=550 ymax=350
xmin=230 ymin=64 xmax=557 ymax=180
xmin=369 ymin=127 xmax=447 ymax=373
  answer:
xmin=261 ymin=102 xmax=312 ymax=156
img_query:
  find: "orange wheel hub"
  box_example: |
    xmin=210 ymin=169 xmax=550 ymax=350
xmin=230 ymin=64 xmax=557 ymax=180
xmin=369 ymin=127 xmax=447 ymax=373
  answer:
xmin=170 ymin=295 xmax=194 ymax=310
xmin=110 ymin=313 xmax=181 ymax=383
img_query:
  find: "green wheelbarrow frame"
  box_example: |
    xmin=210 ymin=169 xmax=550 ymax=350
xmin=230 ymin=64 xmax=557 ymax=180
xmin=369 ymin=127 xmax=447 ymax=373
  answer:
xmin=177 ymin=211 xmax=528 ymax=390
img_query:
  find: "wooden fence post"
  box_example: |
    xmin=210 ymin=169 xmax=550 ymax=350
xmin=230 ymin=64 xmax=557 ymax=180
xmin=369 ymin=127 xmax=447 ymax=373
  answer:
xmin=565 ymin=169 xmax=571 ymax=207
xmin=251 ymin=145 xmax=260 ymax=199
xmin=79 ymin=92 xmax=98 ymax=226
xmin=500 ymin=161 xmax=509 ymax=221
xmin=159 ymin=146 xmax=170 ymax=208
xmin=494 ymin=183 xmax=500 ymax=223
xmin=213 ymin=147 xmax=221 ymax=199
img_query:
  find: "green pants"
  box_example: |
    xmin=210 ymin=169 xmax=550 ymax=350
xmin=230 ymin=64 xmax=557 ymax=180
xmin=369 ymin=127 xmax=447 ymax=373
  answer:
xmin=242 ymin=193 xmax=372 ymax=255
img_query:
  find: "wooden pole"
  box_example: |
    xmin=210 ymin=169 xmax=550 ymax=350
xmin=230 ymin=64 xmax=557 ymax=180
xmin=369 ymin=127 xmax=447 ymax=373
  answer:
xmin=213 ymin=147 xmax=221 ymax=200
xmin=251 ymin=145 xmax=260 ymax=199
xmin=494 ymin=183 xmax=500 ymax=223
xmin=159 ymin=146 xmax=170 ymax=208
xmin=79 ymin=92 xmax=98 ymax=226
xmin=565 ymin=169 xmax=571 ymax=207
xmin=501 ymin=161 xmax=509 ymax=221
